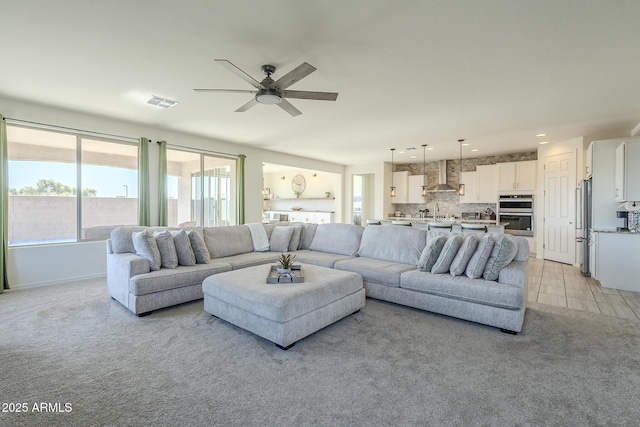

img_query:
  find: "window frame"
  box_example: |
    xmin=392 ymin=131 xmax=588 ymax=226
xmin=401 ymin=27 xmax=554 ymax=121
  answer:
xmin=6 ymin=123 xmax=139 ymax=247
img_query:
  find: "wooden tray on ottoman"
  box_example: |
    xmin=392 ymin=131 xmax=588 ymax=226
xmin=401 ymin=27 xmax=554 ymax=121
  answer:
xmin=267 ymin=265 xmax=304 ymax=284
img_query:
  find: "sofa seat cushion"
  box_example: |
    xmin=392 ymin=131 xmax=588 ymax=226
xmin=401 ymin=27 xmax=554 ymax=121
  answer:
xmin=334 ymin=257 xmax=417 ymax=287
xmin=202 ymin=263 xmax=363 ymax=323
xmin=400 ymin=269 xmax=523 ymax=309
xmin=218 ymin=252 xmax=279 ymax=270
xmin=293 ymin=249 xmax=356 ymax=268
xmin=129 ymin=261 xmax=232 ymax=296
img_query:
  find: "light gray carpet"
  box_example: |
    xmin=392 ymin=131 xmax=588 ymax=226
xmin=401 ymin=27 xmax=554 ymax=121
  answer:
xmin=1 ymin=278 xmax=639 ymax=427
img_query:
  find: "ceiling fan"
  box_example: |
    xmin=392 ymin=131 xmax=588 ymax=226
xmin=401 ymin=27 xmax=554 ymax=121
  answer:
xmin=194 ymin=59 xmax=338 ymax=117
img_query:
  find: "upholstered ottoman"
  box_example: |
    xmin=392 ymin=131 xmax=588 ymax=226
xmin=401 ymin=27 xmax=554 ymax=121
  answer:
xmin=202 ymin=263 xmax=365 ymax=350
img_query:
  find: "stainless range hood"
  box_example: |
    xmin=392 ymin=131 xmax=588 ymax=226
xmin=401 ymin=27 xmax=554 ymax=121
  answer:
xmin=427 ymin=160 xmax=457 ymax=192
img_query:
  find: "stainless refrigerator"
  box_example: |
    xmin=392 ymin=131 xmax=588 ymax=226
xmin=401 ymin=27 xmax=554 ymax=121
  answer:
xmin=577 ymin=178 xmax=592 ymax=276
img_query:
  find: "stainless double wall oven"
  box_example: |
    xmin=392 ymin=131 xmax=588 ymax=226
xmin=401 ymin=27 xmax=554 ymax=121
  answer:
xmin=497 ymin=195 xmax=534 ymax=237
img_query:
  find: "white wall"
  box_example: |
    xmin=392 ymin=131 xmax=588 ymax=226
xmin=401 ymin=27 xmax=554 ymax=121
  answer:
xmin=1 ymin=96 xmax=344 ymax=287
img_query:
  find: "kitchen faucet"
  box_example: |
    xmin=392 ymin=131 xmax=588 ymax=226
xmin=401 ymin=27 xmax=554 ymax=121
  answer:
xmin=433 ymin=202 xmax=439 ymax=220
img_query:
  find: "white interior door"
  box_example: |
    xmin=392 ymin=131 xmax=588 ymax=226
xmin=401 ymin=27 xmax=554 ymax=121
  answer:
xmin=543 ymin=151 xmax=577 ymax=264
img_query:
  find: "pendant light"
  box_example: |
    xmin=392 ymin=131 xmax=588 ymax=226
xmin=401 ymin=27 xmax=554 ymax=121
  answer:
xmin=390 ymin=148 xmax=396 ymax=197
xmin=458 ymin=139 xmax=465 ymax=196
xmin=421 ymin=144 xmax=428 ymax=197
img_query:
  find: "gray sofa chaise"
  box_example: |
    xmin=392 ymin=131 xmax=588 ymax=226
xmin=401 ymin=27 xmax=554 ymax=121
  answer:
xmin=107 ymin=222 xmax=529 ymax=333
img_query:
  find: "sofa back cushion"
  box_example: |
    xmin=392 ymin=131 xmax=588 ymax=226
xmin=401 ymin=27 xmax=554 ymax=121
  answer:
xmin=358 ymin=225 xmax=427 ymax=265
xmin=203 ymin=225 xmax=254 ymax=258
xmin=513 ymin=236 xmax=530 ymax=261
xmin=310 ymin=223 xmax=364 ymax=256
xmin=269 ymin=226 xmax=295 ymax=252
xmin=297 ymin=223 xmax=318 ymax=250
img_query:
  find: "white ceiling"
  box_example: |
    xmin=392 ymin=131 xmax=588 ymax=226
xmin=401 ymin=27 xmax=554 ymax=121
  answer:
xmin=2 ymin=0 xmax=640 ymax=166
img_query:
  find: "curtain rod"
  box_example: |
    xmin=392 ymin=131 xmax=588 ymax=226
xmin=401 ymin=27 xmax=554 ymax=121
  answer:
xmin=3 ymin=117 xmax=142 ymax=143
xmin=166 ymin=143 xmax=239 ymax=159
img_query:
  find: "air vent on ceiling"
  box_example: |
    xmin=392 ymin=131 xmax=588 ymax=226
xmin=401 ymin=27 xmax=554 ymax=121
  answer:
xmin=147 ymin=96 xmax=178 ymax=108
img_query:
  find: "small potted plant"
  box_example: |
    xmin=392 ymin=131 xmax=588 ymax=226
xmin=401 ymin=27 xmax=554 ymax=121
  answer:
xmin=276 ymin=253 xmax=297 ymax=274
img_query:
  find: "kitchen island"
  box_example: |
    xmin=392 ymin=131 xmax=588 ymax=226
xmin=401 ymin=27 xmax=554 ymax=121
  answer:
xmin=377 ymin=217 xmax=507 ymax=233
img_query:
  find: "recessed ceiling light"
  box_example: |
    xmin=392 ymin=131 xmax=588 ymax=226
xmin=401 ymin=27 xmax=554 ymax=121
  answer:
xmin=426 ymin=147 xmax=434 ymax=151
xmin=398 ymin=151 xmax=405 ymax=154
xmin=536 ymin=133 xmax=546 ymax=137
xmin=147 ymin=95 xmax=178 ymax=108
xmin=410 ymin=155 xmax=417 ymax=159
xmin=462 ymin=143 xmax=470 ymax=146
xmin=471 ymin=149 xmax=479 ymax=152
xmin=539 ymin=141 xmax=549 ymax=145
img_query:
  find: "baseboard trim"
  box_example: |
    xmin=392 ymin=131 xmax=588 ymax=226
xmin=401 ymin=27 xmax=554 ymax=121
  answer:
xmin=11 ymin=273 xmax=107 ymax=290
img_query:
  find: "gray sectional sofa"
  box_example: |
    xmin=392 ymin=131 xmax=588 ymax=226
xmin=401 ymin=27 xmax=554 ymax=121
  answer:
xmin=107 ymin=222 xmax=529 ymax=333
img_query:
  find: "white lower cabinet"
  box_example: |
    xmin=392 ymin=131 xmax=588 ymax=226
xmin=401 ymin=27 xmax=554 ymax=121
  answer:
xmin=592 ymin=231 xmax=640 ymax=292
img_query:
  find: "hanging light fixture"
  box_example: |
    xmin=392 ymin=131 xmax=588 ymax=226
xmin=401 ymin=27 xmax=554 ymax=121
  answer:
xmin=390 ymin=148 xmax=396 ymax=197
xmin=421 ymin=144 xmax=428 ymax=197
xmin=458 ymin=139 xmax=466 ymax=196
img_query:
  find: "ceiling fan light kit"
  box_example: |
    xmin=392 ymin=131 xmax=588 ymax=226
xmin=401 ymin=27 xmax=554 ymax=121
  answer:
xmin=194 ymin=59 xmax=338 ymax=116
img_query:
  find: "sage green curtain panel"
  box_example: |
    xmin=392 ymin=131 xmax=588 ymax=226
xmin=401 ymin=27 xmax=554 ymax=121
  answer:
xmin=0 ymin=115 xmax=9 ymax=291
xmin=138 ymin=137 xmax=151 ymax=226
xmin=237 ymin=154 xmax=246 ymax=225
xmin=158 ymin=140 xmax=168 ymax=226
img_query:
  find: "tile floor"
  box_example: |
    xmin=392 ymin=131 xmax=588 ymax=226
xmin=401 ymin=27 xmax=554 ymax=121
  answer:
xmin=528 ymin=258 xmax=640 ymax=321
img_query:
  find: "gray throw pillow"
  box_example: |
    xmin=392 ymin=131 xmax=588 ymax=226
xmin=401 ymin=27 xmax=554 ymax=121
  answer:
xmin=171 ymin=230 xmax=196 ymax=266
xmin=288 ymin=226 xmax=303 ymax=251
xmin=431 ymin=235 xmax=463 ymax=274
xmin=153 ymin=230 xmax=178 ymax=269
xmin=483 ymin=234 xmax=519 ymax=281
xmin=465 ymin=235 xmax=495 ymax=279
xmin=417 ymin=235 xmax=446 ymax=272
xmin=132 ymin=230 xmax=161 ymax=271
xmin=187 ymin=230 xmax=210 ymax=264
xmin=298 ymin=223 xmax=318 ymax=250
xmin=450 ymin=234 xmax=479 ymax=277
xmin=270 ymin=226 xmax=295 ymax=253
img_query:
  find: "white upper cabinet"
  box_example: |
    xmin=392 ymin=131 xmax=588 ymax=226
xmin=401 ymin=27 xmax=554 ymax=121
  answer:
xmin=459 ymin=171 xmax=478 ymax=203
xmin=615 ymin=140 xmax=640 ymax=202
xmin=407 ymin=174 xmax=427 ymax=204
xmin=476 ymin=164 xmax=498 ymax=203
xmin=497 ymin=160 xmax=537 ymax=193
xmin=392 ymin=171 xmax=409 ymax=203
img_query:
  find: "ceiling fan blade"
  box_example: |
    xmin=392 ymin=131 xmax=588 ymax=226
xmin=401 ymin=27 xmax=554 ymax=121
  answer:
xmin=277 ymin=99 xmax=302 ymax=117
xmin=235 ymin=98 xmax=259 ymax=112
xmin=215 ymin=59 xmax=265 ymax=90
xmin=272 ymin=62 xmax=316 ymax=89
xmin=283 ymin=90 xmax=338 ymax=101
xmin=193 ymin=88 xmax=257 ymax=94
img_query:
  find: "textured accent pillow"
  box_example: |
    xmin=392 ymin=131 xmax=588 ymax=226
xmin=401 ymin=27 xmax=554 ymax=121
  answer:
xmin=288 ymin=226 xmax=303 ymax=251
xmin=465 ymin=235 xmax=495 ymax=279
xmin=270 ymin=226 xmax=295 ymax=253
xmin=153 ymin=230 xmax=178 ymax=269
xmin=417 ymin=235 xmax=446 ymax=272
xmin=171 ymin=230 xmax=196 ymax=266
xmin=431 ymin=235 xmax=463 ymax=274
xmin=309 ymin=223 xmax=364 ymax=256
xmin=483 ymin=234 xmax=519 ymax=281
xmin=187 ymin=230 xmax=210 ymax=264
xmin=450 ymin=234 xmax=479 ymax=277
xmin=132 ymin=230 xmax=162 ymax=271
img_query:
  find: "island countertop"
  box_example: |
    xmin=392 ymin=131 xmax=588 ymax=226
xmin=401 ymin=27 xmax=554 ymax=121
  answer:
xmin=381 ymin=217 xmax=505 ymax=226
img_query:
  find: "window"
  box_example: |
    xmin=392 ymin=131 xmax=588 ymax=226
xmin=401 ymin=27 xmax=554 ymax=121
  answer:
xmin=6 ymin=125 xmax=138 ymax=246
xmin=166 ymin=148 xmax=236 ymax=227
